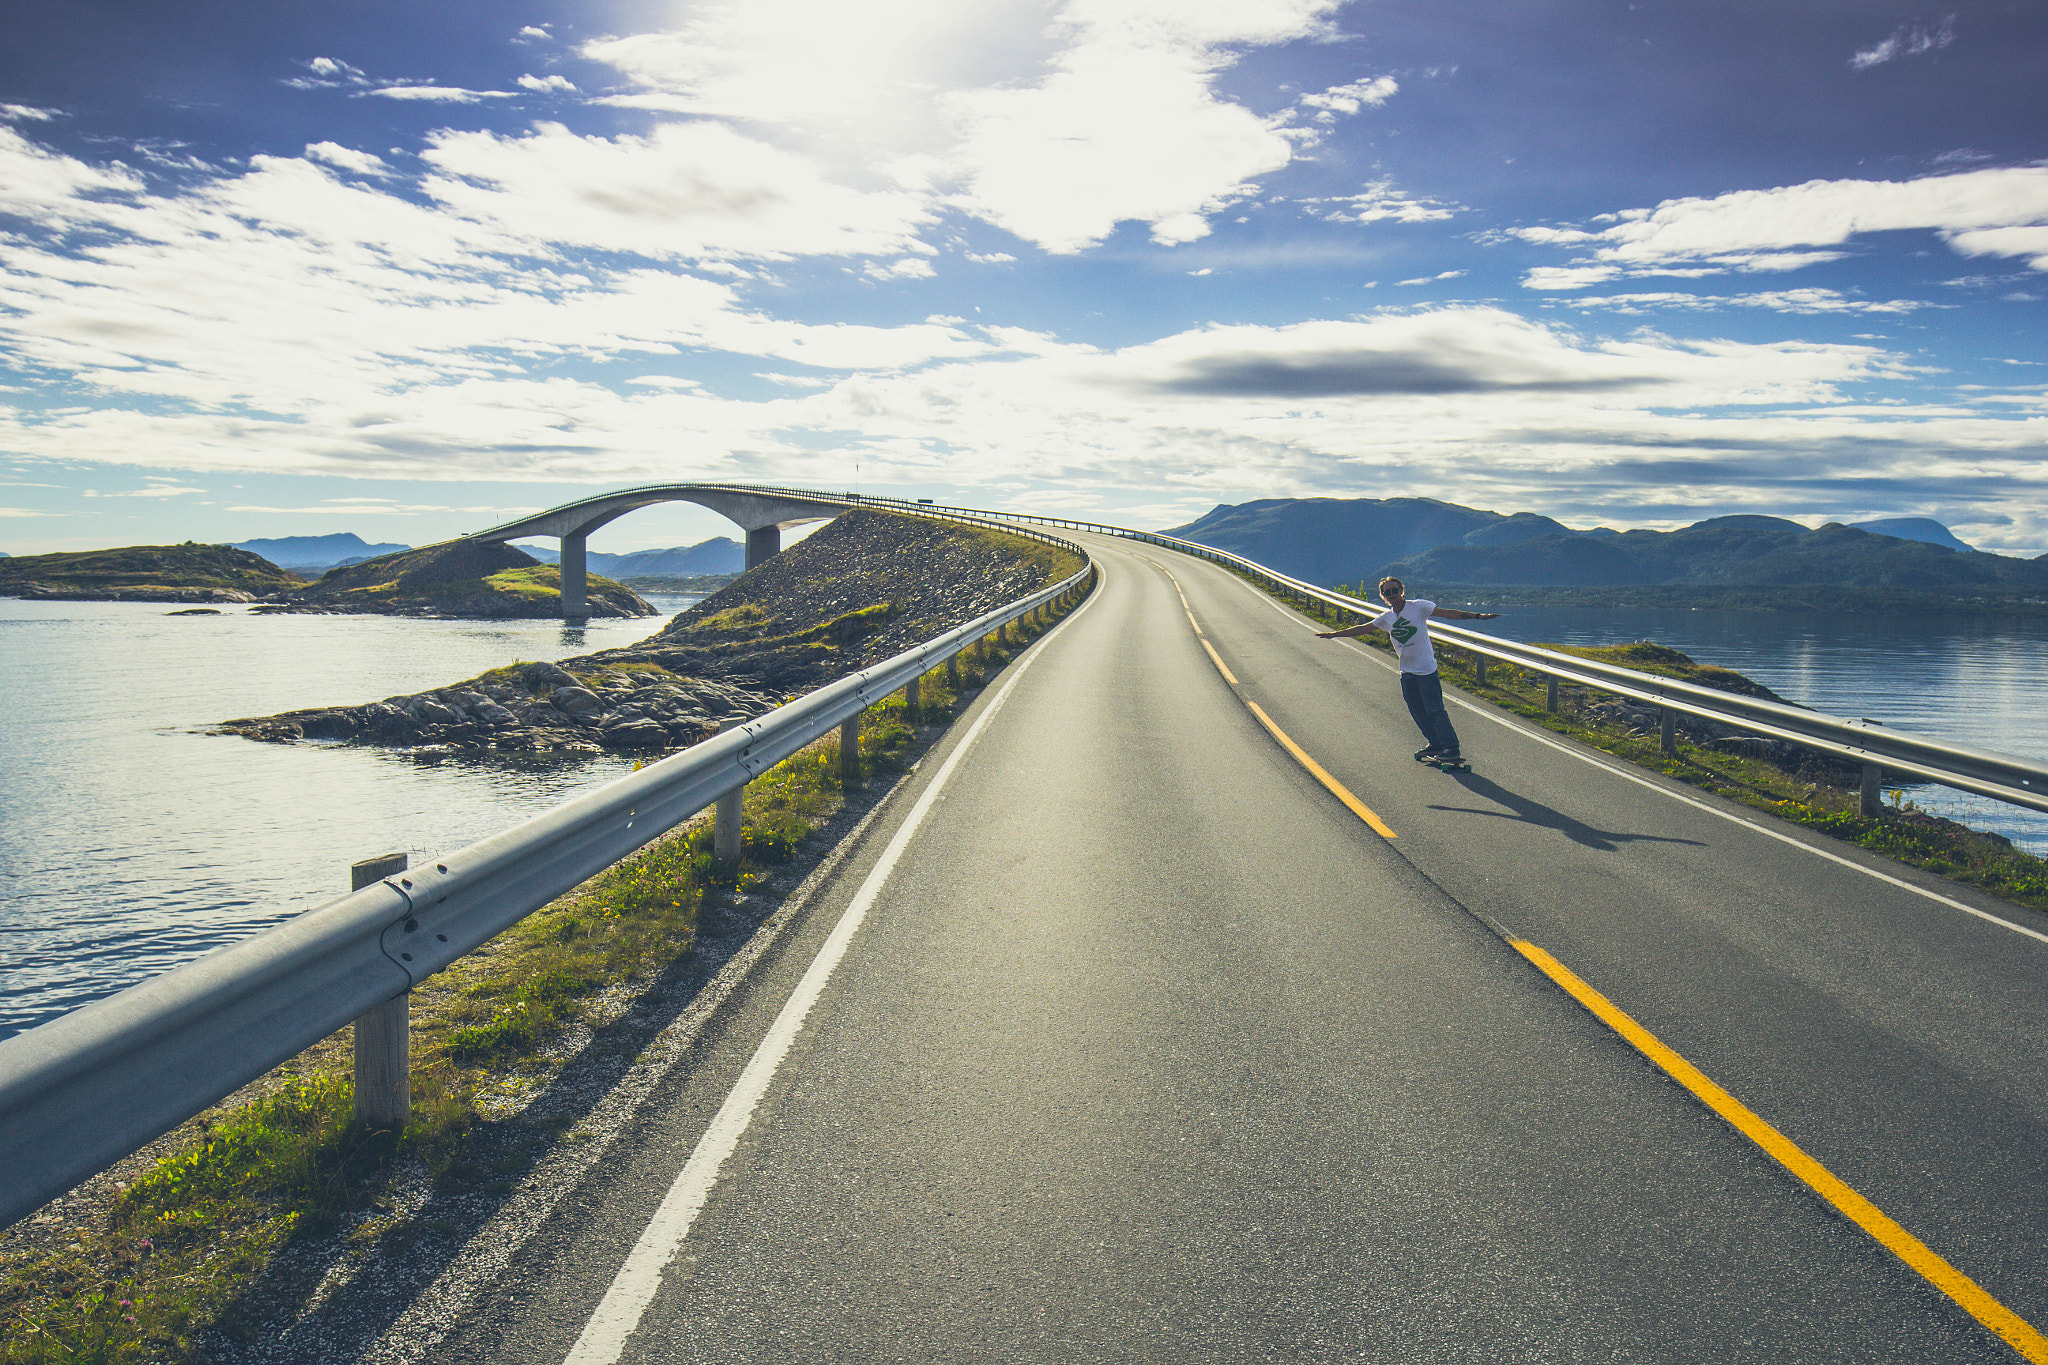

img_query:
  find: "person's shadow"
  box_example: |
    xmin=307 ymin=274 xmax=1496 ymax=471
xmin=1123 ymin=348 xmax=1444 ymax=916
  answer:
xmin=1426 ymin=771 xmax=1705 ymax=853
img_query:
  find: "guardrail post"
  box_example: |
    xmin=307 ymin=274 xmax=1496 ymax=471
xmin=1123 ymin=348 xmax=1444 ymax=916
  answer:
xmin=997 ymin=621 xmax=1008 ymax=647
xmin=351 ymin=851 xmax=410 ymax=1131
xmin=1661 ymin=708 xmax=1677 ymax=756
xmin=714 ymin=719 xmax=744 ymax=862
xmin=1474 ymin=656 xmax=1487 ymax=687
xmin=1861 ymin=763 xmax=1882 ymax=817
xmin=839 ymin=713 xmax=860 ymax=785
xmin=946 ymin=653 xmax=959 ymax=690
xmin=905 ymin=675 xmax=920 ymax=720
xmin=1546 ymin=677 xmax=1560 ymax=712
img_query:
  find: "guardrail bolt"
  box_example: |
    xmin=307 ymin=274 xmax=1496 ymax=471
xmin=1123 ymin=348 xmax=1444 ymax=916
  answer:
xmin=351 ymin=851 xmax=411 ymax=1131
xmin=1546 ymin=678 xmax=1560 ymax=713
xmin=1860 ymin=763 xmax=1882 ymax=817
xmin=1661 ymin=708 xmax=1677 ymax=756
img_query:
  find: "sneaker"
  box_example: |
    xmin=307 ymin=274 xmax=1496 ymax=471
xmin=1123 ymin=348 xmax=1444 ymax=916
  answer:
xmin=1413 ymin=746 xmax=1443 ymax=762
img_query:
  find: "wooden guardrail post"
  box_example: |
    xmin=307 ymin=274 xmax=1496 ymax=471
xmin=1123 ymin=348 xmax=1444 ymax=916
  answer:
xmin=1661 ymin=708 xmax=1677 ymax=755
xmin=946 ymin=652 xmax=959 ymax=690
xmin=1861 ymin=763 xmax=1883 ymax=817
xmin=905 ymin=675 xmax=920 ymax=719
xmin=351 ymin=851 xmax=410 ymax=1131
xmin=1546 ymin=678 xmax=1560 ymax=712
xmin=1473 ymin=655 xmax=1487 ymax=687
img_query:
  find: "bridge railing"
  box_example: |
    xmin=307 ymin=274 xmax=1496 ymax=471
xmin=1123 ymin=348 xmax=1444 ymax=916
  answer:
xmin=0 ymin=518 xmax=1092 ymax=1227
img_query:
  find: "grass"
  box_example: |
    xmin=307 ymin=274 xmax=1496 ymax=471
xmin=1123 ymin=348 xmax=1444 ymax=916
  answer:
xmin=1268 ymin=576 xmax=2048 ymax=913
xmin=0 ymin=577 xmax=1091 ymax=1364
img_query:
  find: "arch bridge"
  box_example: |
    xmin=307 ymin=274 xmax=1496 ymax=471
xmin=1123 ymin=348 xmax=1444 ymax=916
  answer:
xmin=468 ymin=484 xmax=856 ymax=619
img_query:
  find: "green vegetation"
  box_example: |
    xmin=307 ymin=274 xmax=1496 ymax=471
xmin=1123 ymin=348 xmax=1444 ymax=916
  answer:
xmin=1286 ymin=579 xmax=2048 ymax=913
xmin=0 ymin=580 xmax=1091 ymax=1364
xmin=0 ymin=543 xmax=303 ymax=600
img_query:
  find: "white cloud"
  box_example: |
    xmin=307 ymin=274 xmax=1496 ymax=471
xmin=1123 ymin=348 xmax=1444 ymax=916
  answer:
xmin=1297 ymin=75 xmax=1397 ymax=119
xmin=965 ymin=251 xmax=1016 ymax=264
xmin=1514 ymin=166 xmax=2048 ymax=287
xmin=81 ymin=483 xmax=206 ymax=498
xmin=580 ymin=0 xmax=1346 ymax=254
xmin=517 ymin=26 xmax=553 ymax=40
xmin=1307 ymin=181 xmax=1458 ymax=225
xmin=517 ymin=73 xmax=578 ymax=93
xmin=1396 ymin=269 xmax=1466 ymax=286
xmin=1560 ymin=288 xmax=1933 ymax=315
xmin=303 ymin=142 xmax=391 ymax=175
xmin=865 ymin=257 xmax=937 ymax=280
xmin=1850 ymin=16 xmax=1956 ymax=69
xmin=1 ymin=104 xmax=58 ymax=122
xmin=419 ymin=121 xmax=934 ymax=262
xmin=365 ymin=85 xmax=517 ymax=103
xmin=0 ymin=507 xmax=55 ymax=517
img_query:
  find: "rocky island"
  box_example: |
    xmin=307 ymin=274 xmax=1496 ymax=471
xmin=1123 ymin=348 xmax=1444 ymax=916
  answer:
xmin=253 ymin=539 xmax=654 ymax=618
xmin=217 ymin=509 xmax=1084 ymax=754
xmin=0 ymin=543 xmax=304 ymax=602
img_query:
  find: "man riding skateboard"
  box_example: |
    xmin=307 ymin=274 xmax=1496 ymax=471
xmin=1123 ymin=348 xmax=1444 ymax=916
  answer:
xmin=1317 ymin=576 xmax=1499 ymax=768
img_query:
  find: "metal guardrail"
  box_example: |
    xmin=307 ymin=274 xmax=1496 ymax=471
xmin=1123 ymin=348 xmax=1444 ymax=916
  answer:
xmin=0 ymin=519 xmax=1091 ymax=1227
xmin=801 ymin=489 xmax=2048 ymax=821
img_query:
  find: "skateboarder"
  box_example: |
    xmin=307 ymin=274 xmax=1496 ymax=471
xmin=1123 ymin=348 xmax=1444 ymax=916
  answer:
xmin=1317 ymin=576 xmax=1499 ymax=767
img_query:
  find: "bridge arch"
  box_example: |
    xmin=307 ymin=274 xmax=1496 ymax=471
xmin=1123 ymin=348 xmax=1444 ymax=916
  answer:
xmin=468 ymin=484 xmax=852 ymax=619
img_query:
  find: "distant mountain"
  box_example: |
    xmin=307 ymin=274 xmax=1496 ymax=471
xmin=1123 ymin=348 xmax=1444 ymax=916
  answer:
xmin=1387 ymin=515 xmax=2048 ymax=593
xmin=515 ymin=536 xmax=745 ymax=578
xmin=1847 ymin=518 xmax=1976 ymax=553
xmin=234 ymin=532 xmax=411 ymax=572
xmin=1162 ymin=498 xmax=1580 ymax=585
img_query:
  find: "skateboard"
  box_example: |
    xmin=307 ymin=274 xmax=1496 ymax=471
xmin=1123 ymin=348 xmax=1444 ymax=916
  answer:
xmin=1429 ymin=756 xmax=1471 ymax=772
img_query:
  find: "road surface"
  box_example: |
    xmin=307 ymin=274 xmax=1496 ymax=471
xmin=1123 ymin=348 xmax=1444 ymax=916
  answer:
xmin=429 ymin=532 xmax=2048 ymax=1364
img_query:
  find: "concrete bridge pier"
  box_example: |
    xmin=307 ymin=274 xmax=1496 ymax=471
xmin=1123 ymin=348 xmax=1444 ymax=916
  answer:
xmin=746 ymin=525 xmax=780 ymax=569
xmin=560 ymin=532 xmax=588 ymax=622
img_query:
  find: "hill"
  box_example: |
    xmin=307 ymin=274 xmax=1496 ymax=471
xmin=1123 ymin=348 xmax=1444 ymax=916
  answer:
xmin=1847 ymin=517 xmax=1976 ymax=552
xmin=515 ymin=536 xmax=745 ymax=578
xmin=255 ymin=540 xmax=654 ymax=618
xmin=220 ymin=508 xmax=1080 ymax=752
xmin=1162 ymin=498 xmax=1587 ymax=585
xmin=1386 ymin=515 xmax=2048 ymax=595
xmin=0 ymin=543 xmax=302 ymax=602
xmin=232 ymin=532 xmax=411 ymax=573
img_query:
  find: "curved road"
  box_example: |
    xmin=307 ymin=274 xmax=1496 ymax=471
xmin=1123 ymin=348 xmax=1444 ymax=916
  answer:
xmin=431 ymin=533 xmax=2048 ymax=1363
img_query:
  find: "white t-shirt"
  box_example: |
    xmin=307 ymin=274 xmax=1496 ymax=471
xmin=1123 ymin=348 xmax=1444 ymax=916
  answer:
xmin=1372 ymin=599 xmax=1438 ymax=673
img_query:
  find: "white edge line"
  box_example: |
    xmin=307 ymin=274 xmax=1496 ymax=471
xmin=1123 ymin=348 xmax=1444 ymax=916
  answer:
xmin=1184 ymin=556 xmax=2048 ymax=951
xmin=561 ymin=576 xmax=1102 ymax=1365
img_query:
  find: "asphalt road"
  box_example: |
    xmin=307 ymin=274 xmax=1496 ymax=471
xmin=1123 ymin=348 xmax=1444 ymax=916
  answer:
xmin=432 ymin=534 xmax=2048 ymax=1364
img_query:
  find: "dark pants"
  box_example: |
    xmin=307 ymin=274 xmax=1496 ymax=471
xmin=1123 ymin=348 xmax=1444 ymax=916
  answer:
xmin=1400 ymin=669 xmax=1460 ymax=754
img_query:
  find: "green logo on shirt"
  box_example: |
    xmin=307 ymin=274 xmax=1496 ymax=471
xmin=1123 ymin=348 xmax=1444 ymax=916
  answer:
xmin=1389 ymin=616 xmax=1418 ymax=644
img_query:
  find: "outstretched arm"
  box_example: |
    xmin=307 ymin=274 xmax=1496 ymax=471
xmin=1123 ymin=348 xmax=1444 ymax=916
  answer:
xmin=1316 ymin=622 xmax=1377 ymax=640
xmin=1432 ymin=607 xmax=1500 ymax=620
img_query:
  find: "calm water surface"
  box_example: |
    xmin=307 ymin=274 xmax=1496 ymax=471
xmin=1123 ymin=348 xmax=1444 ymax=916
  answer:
xmin=1466 ymin=605 xmax=2048 ymax=855
xmin=4 ymin=597 xmax=2047 ymax=1040
xmin=0 ymin=596 xmax=698 ymax=1040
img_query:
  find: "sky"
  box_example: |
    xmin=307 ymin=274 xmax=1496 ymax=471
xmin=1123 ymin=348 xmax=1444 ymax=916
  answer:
xmin=1 ymin=0 xmax=2045 ymax=558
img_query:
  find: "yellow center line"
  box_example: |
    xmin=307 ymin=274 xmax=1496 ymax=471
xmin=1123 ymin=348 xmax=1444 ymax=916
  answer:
xmin=1512 ymin=938 xmax=2048 ymax=1364
xmin=1244 ymin=700 xmax=1398 ymax=840
xmin=1198 ymin=636 xmax=1238 ymax=684
xmin=1145 ymin=550 xmax=1395 ymax=840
